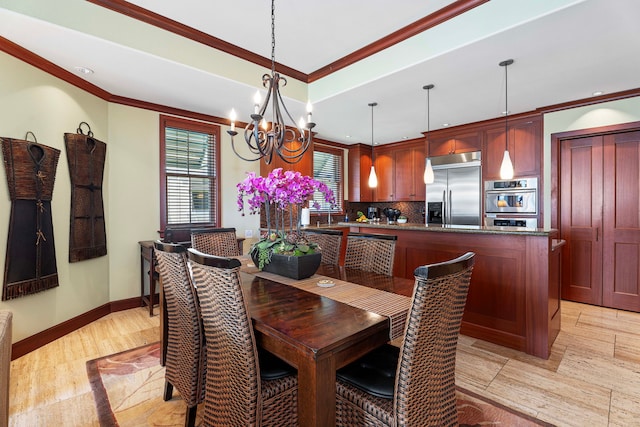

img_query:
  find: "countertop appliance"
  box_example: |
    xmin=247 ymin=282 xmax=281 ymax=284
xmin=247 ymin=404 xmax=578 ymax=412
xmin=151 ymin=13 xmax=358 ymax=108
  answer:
xmin=367 ymin=206 xmax=379 ymax=219
xmin=425 ymin=151 xmax=481 ymax=226
xmin=382 ymin=207 xmax=401 ymax=223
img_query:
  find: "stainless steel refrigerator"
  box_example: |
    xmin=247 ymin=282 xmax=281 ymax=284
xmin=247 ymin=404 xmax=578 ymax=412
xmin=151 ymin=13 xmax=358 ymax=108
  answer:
xmin=425 ymin=151 xmax=481 ymax=226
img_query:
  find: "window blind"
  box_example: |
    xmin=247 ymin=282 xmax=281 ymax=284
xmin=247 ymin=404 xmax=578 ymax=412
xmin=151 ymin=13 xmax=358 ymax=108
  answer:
xmin=313 ymin=148 xmax=343 ymax=213
xmin=164 ymin=126 xmax=217 ymax=225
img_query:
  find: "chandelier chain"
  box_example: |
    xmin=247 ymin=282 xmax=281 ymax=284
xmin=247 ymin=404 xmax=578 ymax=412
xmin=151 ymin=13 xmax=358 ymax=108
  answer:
xmin=271 ymin=0 xmax=276 ymax=76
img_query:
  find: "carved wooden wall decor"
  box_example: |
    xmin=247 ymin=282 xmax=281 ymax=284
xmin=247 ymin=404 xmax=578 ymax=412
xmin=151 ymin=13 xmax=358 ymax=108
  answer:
xmin=1 ymin=132 xmax=60 ymax=300
xmin=64 ymin=122 xmax=107 ymax=262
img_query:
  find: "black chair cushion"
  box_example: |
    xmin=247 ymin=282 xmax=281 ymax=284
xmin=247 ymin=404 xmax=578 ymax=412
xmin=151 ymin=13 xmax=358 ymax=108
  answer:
xmin=258 ymin=348 xmax=296 ymax=380
xmin=336 ymin=344 xmax=399 ymax=399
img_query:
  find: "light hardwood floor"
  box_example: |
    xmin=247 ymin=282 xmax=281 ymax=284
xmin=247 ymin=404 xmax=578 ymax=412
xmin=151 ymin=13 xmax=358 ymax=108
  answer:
xmin=8 ymin=300 xmax=640 ymax=426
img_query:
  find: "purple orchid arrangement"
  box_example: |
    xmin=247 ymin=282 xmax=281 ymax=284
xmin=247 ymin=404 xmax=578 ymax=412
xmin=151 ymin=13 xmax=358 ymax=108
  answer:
xmin=237 ymin=168 xmax=336 ymax=268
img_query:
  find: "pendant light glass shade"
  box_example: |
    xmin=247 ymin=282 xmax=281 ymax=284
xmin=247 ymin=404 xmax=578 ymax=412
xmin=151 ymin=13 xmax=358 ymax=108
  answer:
xmin=423 ymin=84 xmax=435 ymax=184
xmin=499 ymin=59 xmax=515 ymax=180
xmin=424 ymin=158 xmax=434 ymax=183
xmin=368 ymin=102 xmax=378 ymax=188
xmin=500 ymin=150 xmax=514 ymax=179
xmin=368 ymin=166 xmax=378 ymax=187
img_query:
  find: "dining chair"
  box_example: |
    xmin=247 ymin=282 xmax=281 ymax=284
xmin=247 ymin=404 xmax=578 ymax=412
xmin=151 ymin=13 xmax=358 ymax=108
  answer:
xmin=303 ymin=228 xmax=346 ymax=265
xmin=335 ymin=252 xmax=475 ymax=427
xmin=188 ymin=248 xmax=298 ymax=426
xmin=191 ymin=227 xmax=240 ymax=257
xmin=153 ymin=241 xmax=205 ymax=427
xmin=344 ymin=232 xmax=397 ymax=275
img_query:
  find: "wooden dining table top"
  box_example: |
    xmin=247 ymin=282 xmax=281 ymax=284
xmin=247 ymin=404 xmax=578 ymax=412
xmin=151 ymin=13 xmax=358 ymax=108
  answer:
xmin=239 ymin=262 xmax=416 ymax=427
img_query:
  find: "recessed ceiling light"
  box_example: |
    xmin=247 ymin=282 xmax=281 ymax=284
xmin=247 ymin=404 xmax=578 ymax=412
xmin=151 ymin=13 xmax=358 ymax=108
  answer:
xmin=345 ymin=135 xmax=351 ymax=138
xmin=442 ymin=123 xmax=450 ymax=127
xmin=74 ymin=66 xmax=94 ymax=75
xmin=592 ymin=91 xmax=603 ymax=96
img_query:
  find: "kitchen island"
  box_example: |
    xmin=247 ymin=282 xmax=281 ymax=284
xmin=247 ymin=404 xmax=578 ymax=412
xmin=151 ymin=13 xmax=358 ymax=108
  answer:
xmin=337 ymin=222 xmax=562 ymax=359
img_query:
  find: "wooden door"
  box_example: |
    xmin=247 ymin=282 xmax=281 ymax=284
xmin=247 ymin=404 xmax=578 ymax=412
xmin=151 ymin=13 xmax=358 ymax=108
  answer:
xmin=560 ymin=130 xmax=640 ymax=312
xmin=560 ymin=136 xmax=603 ymax=305
xmin=602 ymin=131 xmax=640 ymax=311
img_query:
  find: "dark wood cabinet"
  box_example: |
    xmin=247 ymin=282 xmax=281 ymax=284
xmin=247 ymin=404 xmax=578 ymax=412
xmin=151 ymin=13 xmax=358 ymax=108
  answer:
xmin=347 ymin=144 xmax=374 ymax=202
xmin=393 ymin=143 xmax=425 ymax=201
xmin=370 ymin=141 xmax=425 ymax=202
xmin=483 ymin=115 xmax=541 ymax=180
xmin=373 ymin=149 xmax=394 ymax=201
xmin=428 ymin=131 xmax=481 ymax=156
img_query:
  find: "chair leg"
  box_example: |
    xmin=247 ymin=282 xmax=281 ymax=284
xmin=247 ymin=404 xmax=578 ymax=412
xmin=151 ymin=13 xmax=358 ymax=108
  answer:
xmin=185 ymin=405 xmax=198 ymax=427
xmin=163 ymin=380 xmax=173 ymax=401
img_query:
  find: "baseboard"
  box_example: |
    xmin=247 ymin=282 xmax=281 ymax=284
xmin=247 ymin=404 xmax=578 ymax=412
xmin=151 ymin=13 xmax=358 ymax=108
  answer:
xmin=11 ymin=297 xmax=142 ymax=360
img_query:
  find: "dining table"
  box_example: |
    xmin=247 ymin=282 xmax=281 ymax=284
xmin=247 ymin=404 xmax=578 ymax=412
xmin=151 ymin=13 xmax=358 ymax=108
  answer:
xmin=239 ymin=261 xmax=415 ymax=427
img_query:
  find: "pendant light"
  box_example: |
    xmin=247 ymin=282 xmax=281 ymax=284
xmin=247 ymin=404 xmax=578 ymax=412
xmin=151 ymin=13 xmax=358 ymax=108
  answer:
xmin=368 ymin=102 xmax=378 ymax=188
xmin=423 ymin=84 xmax=435 ymax=184
xmin=499 ymin=59 xmax=514 ymax=179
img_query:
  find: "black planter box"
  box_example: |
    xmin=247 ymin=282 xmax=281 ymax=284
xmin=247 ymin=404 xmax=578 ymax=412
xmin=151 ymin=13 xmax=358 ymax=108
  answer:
xmin=257 ymin=252 xmax=322 ymax=280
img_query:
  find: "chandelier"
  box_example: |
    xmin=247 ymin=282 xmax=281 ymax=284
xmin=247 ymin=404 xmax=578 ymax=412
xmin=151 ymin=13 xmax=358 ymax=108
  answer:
xmin=227 ymin=0 xmax=315 ymax=164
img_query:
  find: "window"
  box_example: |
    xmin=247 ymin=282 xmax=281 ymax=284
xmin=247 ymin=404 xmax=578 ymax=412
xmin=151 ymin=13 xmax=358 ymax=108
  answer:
xmin=160 ymin=115 xmax=220 ymax=230
xmin=313 ymin=145 xmax=343 ymax=213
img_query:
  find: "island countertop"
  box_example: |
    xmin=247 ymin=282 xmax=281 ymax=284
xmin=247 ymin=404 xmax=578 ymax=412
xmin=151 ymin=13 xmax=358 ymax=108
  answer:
xmin=336 ymin=221 xmax=557 ymax=237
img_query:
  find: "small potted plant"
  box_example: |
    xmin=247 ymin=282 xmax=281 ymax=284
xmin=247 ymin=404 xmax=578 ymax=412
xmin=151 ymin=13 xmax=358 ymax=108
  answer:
xmin=237 ymin=168 xmax=336 ymax=278
xmin=397 ymin=215 xmax=408 ymax=224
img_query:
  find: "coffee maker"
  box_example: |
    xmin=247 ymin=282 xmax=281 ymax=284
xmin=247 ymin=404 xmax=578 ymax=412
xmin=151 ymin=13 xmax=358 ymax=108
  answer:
xmin=367 ymin=206 xmax=379 ymax=219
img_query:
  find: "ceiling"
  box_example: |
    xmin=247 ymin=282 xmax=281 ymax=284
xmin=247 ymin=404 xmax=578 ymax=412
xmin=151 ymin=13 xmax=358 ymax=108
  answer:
xmin=1 ymin=0 xmax=640 ymax=146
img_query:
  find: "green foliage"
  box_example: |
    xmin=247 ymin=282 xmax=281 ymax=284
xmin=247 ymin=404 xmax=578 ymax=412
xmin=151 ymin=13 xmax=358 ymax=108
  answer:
xmin=250 ymin=231 xmax=318 ymax=270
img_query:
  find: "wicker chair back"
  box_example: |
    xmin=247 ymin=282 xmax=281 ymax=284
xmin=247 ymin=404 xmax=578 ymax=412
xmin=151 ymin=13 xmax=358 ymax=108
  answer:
xmin=336 ymin=252 xmax=475 ymax=427
xmin=191 ymin=227 xmax=239 ymax=257
xmin=303 ymin=228 xmax=345 ymax=265
xmin=188 ymin=249 xmax=298 ymax=426
xmin=344 ymin=233 xmax=397 ymax=275
xmin=153 ymin=241 xmax=205 ymax=427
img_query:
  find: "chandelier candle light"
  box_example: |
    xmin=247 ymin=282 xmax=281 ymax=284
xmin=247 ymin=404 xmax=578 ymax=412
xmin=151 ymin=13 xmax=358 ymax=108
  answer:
xmin=368 ymin=102 xmax=378 ymax=188
xmin=423 ymin=84 xmax=435 ymax=184
xmin=227 ymin=0 xmax=315 ymax=164
xmin=499 ymin=59 xmax=515 ymax=179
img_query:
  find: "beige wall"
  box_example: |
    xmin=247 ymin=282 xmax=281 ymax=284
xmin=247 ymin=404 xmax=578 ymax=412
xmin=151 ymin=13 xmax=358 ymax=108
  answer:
xmin=0 ymin=51 xmax=259 ymax=342
xmin=0 ymin=51 xmax=110 ymax=342
xmin=542 ymin=96 xmax=640 ymax=228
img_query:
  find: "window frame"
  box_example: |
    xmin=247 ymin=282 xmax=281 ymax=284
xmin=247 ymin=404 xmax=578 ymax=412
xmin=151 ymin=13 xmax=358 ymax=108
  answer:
xmin=159 ymin=115 xmax=221 ymax=231
xmin=313 ymin=144 xmax=344 ymax=215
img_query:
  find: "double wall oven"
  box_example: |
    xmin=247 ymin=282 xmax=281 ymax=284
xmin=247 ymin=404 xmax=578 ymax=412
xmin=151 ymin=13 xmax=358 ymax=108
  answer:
xmin=484 ymin=177 xmax=538 ymax=228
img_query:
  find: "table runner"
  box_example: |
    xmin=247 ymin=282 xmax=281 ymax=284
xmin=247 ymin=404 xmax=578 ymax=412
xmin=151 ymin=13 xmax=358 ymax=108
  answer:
xmin=240 ymin=261 xmax=411 ymax=340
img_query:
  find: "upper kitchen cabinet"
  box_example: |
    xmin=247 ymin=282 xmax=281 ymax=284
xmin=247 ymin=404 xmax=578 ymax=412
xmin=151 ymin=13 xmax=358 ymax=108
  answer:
xmin=370 ymin=140 xmax=425 ymax=202
xmin=483 ymin=114 xmax=542 ymax=180
xmin=347 ymin=143 xmax=374 ymax=202
xmin=428 ymin=131 xmax=481 ymax=156
xmin=394 ymin=141 xmax=426 ymax=201
xmin=373 ymin=147 xmax=394 ymax=201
